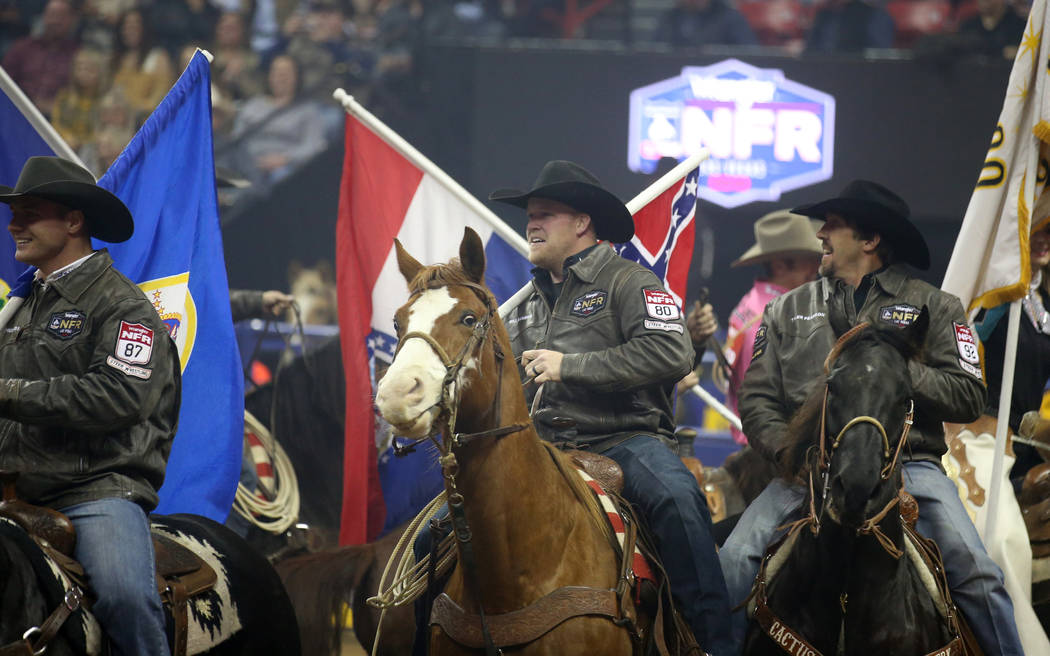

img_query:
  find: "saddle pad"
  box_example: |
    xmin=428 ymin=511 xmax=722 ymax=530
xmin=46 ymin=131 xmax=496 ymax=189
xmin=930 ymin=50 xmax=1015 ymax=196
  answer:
xmin=0 ymin=517 xmax=102 ymax=655
xmin=575 ymin=468 xmax=656 ymax=584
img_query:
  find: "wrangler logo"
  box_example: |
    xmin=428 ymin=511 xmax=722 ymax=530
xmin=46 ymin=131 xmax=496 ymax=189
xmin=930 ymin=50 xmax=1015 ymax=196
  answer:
xmin=879 ymin=304 xmax=920 ymax=328
xmin=571 ymin=290 xmax=608 ymax=318
xmin=46 ymin=310 xmax=86 ymax=340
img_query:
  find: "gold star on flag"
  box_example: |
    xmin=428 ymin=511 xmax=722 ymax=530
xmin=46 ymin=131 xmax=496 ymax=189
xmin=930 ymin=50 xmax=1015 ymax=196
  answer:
xmin=1021 ymin=23 xmax=1041 ymax=61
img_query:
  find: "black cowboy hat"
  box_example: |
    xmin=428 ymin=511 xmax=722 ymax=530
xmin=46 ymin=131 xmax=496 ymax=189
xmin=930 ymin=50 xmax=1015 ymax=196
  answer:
xmin=0 ymin=156 xmax=133 ymax=243
xmin=489 ymin=160 xmax=635 ymax=243
xmin=792 ymin=179 xmax=930 ymax=270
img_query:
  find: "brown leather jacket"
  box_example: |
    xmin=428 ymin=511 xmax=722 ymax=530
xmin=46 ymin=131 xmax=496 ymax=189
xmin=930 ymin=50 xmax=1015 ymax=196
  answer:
xmin=739 ymin=264 xmax=986 ymax=465
xmin=0 ymin=250 xmax=181 ymax=511
xmin=504 ymin=245 xmax=694 ymax=450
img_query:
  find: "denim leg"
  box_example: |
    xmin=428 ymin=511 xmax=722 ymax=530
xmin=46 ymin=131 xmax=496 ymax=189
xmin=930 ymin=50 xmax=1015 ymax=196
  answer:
xmin=903 ymin=461 xmax=1024 ymax=656
xmin=718 ymin=478 xmax=806 ymax=655
xmin=63 ymin=498 xmax=170 ymax=656
xmin=604 ymin=436 xmax=734 ymax=656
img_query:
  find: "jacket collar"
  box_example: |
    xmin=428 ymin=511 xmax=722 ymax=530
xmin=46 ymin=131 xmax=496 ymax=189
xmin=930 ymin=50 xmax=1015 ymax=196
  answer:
xmin=564 ymin=242 xmax=614 ymax=284
xmin=820 ymin=262 xmax=910 ymax=300
xmin=47 ymin=249 xmax=113 ymax=303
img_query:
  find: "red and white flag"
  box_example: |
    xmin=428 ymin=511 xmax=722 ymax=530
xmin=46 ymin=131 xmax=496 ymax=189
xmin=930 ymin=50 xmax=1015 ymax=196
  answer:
xmin=335 ymin=98 xmax=530 ymax=544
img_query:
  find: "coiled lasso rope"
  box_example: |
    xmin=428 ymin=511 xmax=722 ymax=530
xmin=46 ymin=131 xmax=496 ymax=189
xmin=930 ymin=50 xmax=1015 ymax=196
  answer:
xmin=232 ymin=410 xmax=301 ymax=534
xmin=367 ymin=491 xmax=456 ymax=656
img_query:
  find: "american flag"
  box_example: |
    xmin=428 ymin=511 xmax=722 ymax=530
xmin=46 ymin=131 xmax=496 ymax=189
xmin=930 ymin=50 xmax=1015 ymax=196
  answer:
xmin=614 ymin=166 xmax=699 ymax=309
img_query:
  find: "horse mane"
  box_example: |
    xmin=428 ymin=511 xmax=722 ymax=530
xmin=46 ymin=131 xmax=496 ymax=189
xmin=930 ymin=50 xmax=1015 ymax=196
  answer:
xmin=407 ymin=259 xmax=497 ymax=309
xmin=540 ymin=442 xmax=616 ymax=546
xmin=780 ymin=324 xmax=922 ymax=479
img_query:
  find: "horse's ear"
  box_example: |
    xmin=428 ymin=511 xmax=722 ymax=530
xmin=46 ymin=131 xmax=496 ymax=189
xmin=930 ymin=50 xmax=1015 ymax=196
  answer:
xmin=904 ymin=306 xmax=931 ymax=354
xmin=315 ymin=259 xmax=334 ymax=283
xmin=287 ymin=259 xmax=303 ymax=284
xmin=395 ymin=239 xmax=423 ymax=284
xmin=459 ymin=227 xmax=486 ymax=283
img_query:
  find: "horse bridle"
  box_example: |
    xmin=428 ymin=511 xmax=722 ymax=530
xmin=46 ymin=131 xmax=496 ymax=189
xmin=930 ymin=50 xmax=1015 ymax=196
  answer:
xmin=390 ymin=280 xmax=529 ymax=458
xmin=808 ymin=323 xmax=915 ymax=559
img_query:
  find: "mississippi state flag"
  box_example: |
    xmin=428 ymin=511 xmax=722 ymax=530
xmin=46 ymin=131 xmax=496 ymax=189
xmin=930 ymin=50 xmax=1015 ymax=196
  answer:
xmin=336 ymin=113 xmax=531 ymax=544
xmin=614 ymin=166 xmax=699 ymax=308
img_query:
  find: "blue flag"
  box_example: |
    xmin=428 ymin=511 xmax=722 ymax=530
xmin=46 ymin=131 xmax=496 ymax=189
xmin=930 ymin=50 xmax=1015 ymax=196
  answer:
xmin=0 ymin=76 xmax=51 ymax=294
xmin=98 ymin=52 xmax=242 ymax=520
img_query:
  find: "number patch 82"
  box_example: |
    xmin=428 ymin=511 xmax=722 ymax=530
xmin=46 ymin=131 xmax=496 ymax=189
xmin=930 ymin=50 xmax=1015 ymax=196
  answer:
xmin=114 ymin=320 xmax=154 ymax=365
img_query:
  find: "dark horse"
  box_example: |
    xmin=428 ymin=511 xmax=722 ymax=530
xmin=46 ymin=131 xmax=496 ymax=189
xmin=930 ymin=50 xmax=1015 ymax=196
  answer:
xmin=743 ymin=310 xmax=977 ymax=656
xmin=0 ymin=511 xmax=300 ymax=655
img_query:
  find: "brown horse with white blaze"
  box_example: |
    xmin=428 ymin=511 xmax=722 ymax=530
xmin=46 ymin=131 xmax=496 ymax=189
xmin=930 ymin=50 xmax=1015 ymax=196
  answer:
xmin=373 ymin=228 xmax=643 ymax=655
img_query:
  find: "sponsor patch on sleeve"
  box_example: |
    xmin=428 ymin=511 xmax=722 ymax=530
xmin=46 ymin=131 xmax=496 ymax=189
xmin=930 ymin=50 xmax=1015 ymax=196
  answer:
xmin=958 ymin=358 xmax=982 ymax=380
xmin=953 ymin=321 xmax=980 ymax=364
xmin=751 ymin=324 xmax=768 ymax=362
xmin=46 ymin=310 xmax=85 ymax=339
xmin=642 ymin=289 xmax=681 ymax=320
xmin=571 ymin=290 xmax=608 ymax=318
xmin=106 ymin=355 xmax=153 ymax=379
xmin=878 ymin=304 xmax=921 ymax=328
xmin=643 ymin=319 xmax=684 ymax=334
xmin=114 ymin=321 xmax=154 ymax=365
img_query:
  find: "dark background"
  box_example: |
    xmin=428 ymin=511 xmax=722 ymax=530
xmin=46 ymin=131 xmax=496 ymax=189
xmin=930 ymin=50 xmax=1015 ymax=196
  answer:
xmin=222 ymin=44 xmax=1013 ymax=317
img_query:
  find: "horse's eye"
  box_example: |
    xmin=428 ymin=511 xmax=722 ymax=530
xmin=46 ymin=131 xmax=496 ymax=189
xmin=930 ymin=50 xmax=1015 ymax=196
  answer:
xmin=393 ymin=318 xmax=401 ymax=334
xmin=462 ymin=313 xmax=477 ymax=327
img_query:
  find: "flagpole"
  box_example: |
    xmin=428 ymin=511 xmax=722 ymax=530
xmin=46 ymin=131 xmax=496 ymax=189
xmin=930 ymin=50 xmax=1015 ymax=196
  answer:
xmin=984 ymin=299 xmax=1021 ymax=543
xmin=690 ymin=384 xmax=742 ymax=431
xmin=625 ymin=151 xmax=707 ymax=214
xmin=332 ymin=89 xmax=528 ymax=257
xmin=0 ymin=66 xmax=85 ymax=167
xmin=499 ymin=151 xmax=708 ymax=319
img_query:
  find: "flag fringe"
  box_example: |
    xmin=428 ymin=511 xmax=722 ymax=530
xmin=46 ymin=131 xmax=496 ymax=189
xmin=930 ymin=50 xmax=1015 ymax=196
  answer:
xmin=1034 ymin=120 xmax=1050 ymax=143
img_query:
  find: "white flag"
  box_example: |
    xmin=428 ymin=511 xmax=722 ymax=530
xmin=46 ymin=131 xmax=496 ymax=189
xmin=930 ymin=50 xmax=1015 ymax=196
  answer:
xmin=942 ymin=3 xmax=1050 ymax=311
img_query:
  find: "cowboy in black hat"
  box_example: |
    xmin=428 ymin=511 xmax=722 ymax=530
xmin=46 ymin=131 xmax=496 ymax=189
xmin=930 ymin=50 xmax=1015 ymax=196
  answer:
xmin=0 ymin=156 xmax=180 ymax=656
xmin=720 ymin=180 xmax=1022 ymax=655
xmin=487 ymin=160 xmax=734 ymax=654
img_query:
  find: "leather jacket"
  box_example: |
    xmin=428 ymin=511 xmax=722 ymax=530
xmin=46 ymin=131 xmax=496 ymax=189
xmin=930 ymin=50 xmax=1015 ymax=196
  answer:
xmin=0 ymin=250 xmax=181 ymax=511
xmin=505 ymin=245 xmax=694 ymax=449
xmin=739 ymin=264 xmax=986 ymax=465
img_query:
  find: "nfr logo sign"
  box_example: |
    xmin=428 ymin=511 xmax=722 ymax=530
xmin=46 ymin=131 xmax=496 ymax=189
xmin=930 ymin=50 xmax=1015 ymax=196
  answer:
xmin=628 ymin=59 xmax=835 ymax=209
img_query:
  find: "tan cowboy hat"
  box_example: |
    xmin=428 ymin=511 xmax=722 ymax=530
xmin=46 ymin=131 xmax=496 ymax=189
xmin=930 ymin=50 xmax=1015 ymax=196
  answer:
xmin=731 ymin=210 xmax=823 ymax=268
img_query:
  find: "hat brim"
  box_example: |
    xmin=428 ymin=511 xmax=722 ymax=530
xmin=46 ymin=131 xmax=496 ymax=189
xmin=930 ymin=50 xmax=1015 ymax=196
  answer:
xmin=490 ymin=180 xmax=634 ymax=243
xmin=0 ymin=180 xmax=133 ymax=243
xmin=731 ymin=246 xmax=824 ymax=268
xmin=792 ymin=197 xmax=930 ymax=270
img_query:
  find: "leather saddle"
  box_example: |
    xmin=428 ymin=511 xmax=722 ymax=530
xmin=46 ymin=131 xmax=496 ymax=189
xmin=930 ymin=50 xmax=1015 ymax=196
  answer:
xmin=0 ymin=471 xmax=216 ymax=656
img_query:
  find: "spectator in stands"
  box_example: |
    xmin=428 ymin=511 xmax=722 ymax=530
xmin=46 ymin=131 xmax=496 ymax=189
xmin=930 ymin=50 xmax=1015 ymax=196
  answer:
xmin=79 ymin=0 xmax=134 ymax=52
xmin=0 ymin=0 xmax=46 ymax=56
xmin=145 ymin=0 xmax=219 ymax=57
xmin=281 ymin=0 xmax=375 ymax=104
xmin=228 ymin=54 xmax=327 ymax=186
xmin=956 ymin=0 xmax=1027 ymax=59
xmin=1 ymin=0 xmax=79 ymax=116
xmin=805 ymin=0 xmax=895 ymax=53
xmin=652 ymin=0 xmax=758 ymax=48
xmin=211 ymin=11 xmax=265 ymax=102
xmin=52 ymin=48 xmax=110 ymax=151
xmin=78 ymin=87 xmax=136 ymax=176
xmin=111 ymin=7 xmax=175 ymax=118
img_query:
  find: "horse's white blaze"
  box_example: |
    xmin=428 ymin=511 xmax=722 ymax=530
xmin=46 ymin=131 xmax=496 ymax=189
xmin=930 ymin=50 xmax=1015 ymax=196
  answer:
xmin=376 ymin=288 xmax=458 ymax=436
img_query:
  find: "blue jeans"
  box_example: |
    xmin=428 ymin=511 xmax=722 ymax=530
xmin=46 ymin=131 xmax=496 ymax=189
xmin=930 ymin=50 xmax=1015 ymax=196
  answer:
xmin=63 ymin=498 xmax=170 ymax=656
xmin=604 ymin=436 xmax=733 ymax=656
xmin=718 ymin=461 xmax=1023 ymax=656
xmin=412 ymin=436 xmax=734 ymax=656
